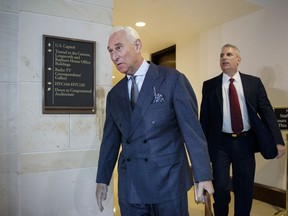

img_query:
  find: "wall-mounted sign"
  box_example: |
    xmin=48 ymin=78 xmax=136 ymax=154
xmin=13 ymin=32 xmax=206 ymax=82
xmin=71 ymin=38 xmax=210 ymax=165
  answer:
xmin=43 ymin=35 xmax=96 ymax=114
xmin=274 ymin=107 xmax=288 ymax=130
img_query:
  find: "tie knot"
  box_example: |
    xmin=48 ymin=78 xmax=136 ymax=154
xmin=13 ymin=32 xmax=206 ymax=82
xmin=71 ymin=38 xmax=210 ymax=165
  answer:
xmin=131 ymin=76 xmax=137 ymax=82
xmin=230 ymin=78 xmax=234 ymax=83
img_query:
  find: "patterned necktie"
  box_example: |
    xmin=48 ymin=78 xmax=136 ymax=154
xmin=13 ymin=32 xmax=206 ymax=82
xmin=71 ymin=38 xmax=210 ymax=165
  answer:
xmin=229 ymin=78 xmax=243 ymax=134
xmin=130 ymin=76 xmax=139 ymax=109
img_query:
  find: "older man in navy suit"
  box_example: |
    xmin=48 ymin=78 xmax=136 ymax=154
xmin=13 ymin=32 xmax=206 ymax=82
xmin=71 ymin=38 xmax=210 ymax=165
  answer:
xmin=200 ymin=44 xmax=285 ymax=216
xmin=95 ymin=26 xmax=214 ymax=216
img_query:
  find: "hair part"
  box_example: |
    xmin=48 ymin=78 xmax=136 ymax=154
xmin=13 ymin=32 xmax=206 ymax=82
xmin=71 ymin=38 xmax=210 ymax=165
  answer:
xmin=110 ymin=26 xmax=140 ymax=44
xmin=222 ymin=43 xmax=241 ymax=57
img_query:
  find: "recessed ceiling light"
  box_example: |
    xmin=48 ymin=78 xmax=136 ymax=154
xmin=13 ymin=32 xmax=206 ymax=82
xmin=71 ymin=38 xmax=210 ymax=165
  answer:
xmin=135 ymin=22 xmax=146 ymax=27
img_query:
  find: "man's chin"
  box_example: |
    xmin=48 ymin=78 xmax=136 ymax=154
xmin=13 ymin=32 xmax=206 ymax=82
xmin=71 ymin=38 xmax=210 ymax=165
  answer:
xmin=117 ymin=70 xmax=127 ymax=75
xmin=117 ymin=66 xmax=127 ymax=74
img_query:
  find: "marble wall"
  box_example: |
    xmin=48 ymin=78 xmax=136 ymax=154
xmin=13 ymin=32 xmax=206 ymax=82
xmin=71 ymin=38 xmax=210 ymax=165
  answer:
xmin=0 ymin=0 xmax=114 ymax=215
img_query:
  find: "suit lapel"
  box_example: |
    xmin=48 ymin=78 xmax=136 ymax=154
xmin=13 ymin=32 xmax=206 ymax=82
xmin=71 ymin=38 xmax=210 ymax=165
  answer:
xmin=116 ymin=77 xmax=133 ymax=122
xmin=129 ymin=63 xmax=163 ymax=137
xmin=240 ymin=73 xmax=254 ymax=106
xmin=215 ymin=74 xmax=223 ymax=116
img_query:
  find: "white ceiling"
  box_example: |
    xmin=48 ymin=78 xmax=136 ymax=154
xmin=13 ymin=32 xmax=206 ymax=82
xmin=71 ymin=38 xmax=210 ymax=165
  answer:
xmin=113 ymin=0 xmax=265 ymax=54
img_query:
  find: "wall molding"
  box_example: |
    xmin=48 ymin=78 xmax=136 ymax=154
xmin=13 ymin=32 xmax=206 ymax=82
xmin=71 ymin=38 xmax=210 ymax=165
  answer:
xmin=253 ymin=182 xmax=286 ymax=209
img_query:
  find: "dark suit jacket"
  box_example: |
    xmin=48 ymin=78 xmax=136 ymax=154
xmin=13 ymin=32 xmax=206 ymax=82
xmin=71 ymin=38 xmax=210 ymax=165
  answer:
xmin=200 ymin=72 xmax=284 ymax=162
xmin=96 ymin=62 xmax=212 ymax=204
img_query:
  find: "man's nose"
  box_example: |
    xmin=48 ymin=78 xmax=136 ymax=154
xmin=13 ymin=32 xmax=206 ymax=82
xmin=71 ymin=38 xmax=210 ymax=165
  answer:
xmin=111 ymin=52 xmax=119 ymax=61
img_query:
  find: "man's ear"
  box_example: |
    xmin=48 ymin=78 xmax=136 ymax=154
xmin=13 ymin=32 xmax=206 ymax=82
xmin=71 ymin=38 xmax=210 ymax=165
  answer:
xmin=135 ymin=39 xmax=142 ymax=52
xmin=237 ymin=56 xmax=241 ymax=65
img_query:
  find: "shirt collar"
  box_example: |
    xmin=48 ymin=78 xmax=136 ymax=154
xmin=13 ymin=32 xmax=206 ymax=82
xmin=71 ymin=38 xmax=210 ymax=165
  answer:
xmin=222 ymin=71 xmax=240 ymax=83
xmin=127 ymin=60 xmax=149 ymax=79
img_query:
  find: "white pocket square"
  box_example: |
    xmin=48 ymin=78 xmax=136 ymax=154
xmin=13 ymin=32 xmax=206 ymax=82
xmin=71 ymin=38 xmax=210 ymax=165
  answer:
xmin=152 ymin=86 xmax=165 ymax=103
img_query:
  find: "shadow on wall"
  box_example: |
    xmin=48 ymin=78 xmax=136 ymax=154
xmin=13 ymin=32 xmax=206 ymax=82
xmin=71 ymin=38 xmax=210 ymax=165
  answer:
xmin=258 ymin=66 xmax=288 ymax=107
xmin=254 ymin=66 xmax=287 ymax=192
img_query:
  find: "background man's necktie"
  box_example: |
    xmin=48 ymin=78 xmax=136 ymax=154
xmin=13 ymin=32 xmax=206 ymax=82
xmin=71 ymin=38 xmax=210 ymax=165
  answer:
xmin=130 ymin=76 xmax=139 ymax=109
xmin=229 ymin=78 xmax=243 ymax=134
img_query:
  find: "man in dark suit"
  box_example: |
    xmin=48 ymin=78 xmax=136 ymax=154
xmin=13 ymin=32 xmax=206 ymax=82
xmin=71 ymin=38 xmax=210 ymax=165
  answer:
xmin=200 ymin=43 xmax=285 ymax=216
xmin=95 ymin=26 xmax=214 ymax=215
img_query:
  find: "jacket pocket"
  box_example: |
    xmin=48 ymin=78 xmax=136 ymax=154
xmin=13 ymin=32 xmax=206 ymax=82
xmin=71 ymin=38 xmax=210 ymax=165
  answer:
xmin=156 ymin=152 xmax=181 ymax=167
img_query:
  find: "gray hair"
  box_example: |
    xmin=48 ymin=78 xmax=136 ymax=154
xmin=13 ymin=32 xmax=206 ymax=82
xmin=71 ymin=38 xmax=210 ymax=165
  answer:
xmin=110 ymin=26 xmax=141 ymax=44
xmin=222 ymin=43 xmax=241 ymax=57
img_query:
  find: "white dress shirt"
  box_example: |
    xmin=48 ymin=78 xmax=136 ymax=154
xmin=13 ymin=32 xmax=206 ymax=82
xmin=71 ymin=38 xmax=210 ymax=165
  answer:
xmin=222 ymin=72 xmax=251 ymax=133
xmin=127 ymin=60 xmax=149 ymax=100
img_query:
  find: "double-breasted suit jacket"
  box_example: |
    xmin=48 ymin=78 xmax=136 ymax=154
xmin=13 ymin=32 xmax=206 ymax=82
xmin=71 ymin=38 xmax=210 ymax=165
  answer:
xmin=200 ymin=72 xmax=284 ymax=162
xmin=96 ymin=62 xmax=212 ymax=204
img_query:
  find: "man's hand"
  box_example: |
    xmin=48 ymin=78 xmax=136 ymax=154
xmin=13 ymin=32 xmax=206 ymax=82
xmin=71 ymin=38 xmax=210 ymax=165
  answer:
xmin=196 ymin=181 xmax=214 ymax=199
xmin=276 ymin=144 xmax=285 ymax=159
xmin=95 ymin=183 xmax=108 ymax=212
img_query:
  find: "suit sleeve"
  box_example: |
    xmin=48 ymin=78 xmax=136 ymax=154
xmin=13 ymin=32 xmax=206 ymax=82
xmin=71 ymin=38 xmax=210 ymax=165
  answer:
xmin=173 ymin=73 xmax=212 ymax=182
xmin=256 ymin=78 xmax=284 ymax=145
xmin=199 ymin=81 xmax=209 ymax=136
xmin=96 ymin=93 xmax=122 ymax=184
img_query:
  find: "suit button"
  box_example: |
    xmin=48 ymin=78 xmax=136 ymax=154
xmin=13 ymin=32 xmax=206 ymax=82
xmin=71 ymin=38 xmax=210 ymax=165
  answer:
xmin=126 ymin=140 xmax=130 ymax=144
xmin=151 ymin=121 xmax=156 ymax=125
xmin=143 ymin=139 xmax=147 ymax=143
xmin=144 ymin=158 xmax=148 ymax=162
xmin=127 ymin=158 xmax=131 ymax=162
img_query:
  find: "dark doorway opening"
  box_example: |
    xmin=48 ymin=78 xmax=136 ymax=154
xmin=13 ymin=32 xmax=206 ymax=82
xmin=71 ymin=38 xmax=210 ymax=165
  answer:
xmin=151 ymin=45 xmax=176 ymax=68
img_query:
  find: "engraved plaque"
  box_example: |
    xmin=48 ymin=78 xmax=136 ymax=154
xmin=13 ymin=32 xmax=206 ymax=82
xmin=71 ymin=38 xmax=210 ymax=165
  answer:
xmin=43 ymin=35 xmax=96 ymax=114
